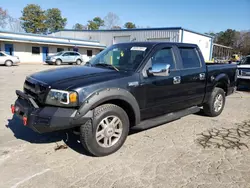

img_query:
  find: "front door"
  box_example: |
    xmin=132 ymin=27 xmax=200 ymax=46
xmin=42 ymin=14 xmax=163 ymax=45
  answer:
xmin=42 ymin=47 xmax=49 ymax=62
xmin=5 ymin=44 xmax=14 ymax=55
xmin=140 ymin=44 xmax=184 ymax=120
xmin=62 ymin=52 xmax=71 ymax=63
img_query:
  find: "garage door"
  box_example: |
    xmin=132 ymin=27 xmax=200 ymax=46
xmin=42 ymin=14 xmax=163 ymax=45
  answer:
xmin=113 ymin=36 xmax=130 ymax=44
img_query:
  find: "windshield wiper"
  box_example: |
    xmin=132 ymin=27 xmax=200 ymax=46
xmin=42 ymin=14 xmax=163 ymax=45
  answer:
xmin=94 ymin=63 xmax=119 ymax=71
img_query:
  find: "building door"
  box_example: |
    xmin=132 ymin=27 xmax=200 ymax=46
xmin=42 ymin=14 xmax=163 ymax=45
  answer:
xmin=42 ymin=47 xmax=49 ymax=62
xmin=5 ymin=44 xmax=14 ymax=55
xmin=113 ymin=36 xmax=130 ymax=44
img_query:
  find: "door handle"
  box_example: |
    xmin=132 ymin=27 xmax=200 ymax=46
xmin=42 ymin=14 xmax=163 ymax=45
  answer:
xmin=173 ymin=76 xmax=181 ymax=84
xmin=199 ymin=73 xmax=206 ymax=80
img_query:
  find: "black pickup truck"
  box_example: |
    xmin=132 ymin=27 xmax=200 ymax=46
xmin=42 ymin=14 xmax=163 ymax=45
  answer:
xmin=12 ymin=42 xmax=237 ymax=156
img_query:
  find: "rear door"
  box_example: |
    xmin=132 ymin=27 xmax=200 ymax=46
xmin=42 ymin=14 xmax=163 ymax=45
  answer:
xmin=177 ymin=46 xmax=206 ymax=108
xmin=70 ymin=52 xmax=77 ymax=62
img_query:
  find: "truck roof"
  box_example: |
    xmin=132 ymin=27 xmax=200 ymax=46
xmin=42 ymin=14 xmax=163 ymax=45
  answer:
xmin=116 ymin=42 xmax=198 ymax=48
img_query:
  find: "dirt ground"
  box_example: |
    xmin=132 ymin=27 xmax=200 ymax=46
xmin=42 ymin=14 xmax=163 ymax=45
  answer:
xmin=0 ymin=64 xmax=250 ymax=188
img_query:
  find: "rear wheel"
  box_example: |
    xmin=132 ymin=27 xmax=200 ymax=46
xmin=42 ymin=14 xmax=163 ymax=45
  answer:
xmin=76 ymin=59 xmax=82 ymax=65
xmin=5 ymin=60 xmax=13 ymax=67
xmin=203 ymin=87 xmax=225 ymax=117
xmin=80 ymin=104 xmax=129 ymax=157
xmin=55 ymin=59 xmax=62 ymax=65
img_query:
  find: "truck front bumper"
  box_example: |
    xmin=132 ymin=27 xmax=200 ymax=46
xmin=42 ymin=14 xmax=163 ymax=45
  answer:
xmin=11 ymin=90 xmax=92 ymax=133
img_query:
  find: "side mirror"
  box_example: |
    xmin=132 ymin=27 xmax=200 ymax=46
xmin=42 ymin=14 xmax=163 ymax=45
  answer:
xmin=148 ymin=63 xmax=170 ymax=77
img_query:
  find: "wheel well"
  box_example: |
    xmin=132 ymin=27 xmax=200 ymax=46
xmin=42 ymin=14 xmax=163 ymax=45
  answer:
xmin=5 ymin=59 xmax=13 ymax=63
xmin=77 ymin=58 xmax=82 ymax=62
xmin=99 ymin=99 xmax=136 ymax=127
xmin=56 ymin=58 xmax=62 ymax=62
xmin=215 ymin=82 xmax=228 ymax=95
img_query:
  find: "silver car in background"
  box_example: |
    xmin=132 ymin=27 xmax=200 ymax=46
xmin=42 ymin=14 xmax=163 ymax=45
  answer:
xmin=45 ymin=51 xmax=83 ymax=65
xmin=0 ymin=51 xmax=20 ymax=66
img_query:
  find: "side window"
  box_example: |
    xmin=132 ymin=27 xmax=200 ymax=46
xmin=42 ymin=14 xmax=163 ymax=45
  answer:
xmin=179 ymin=47 xmax=201 ymax=69
xmin=57 ymin=48 xmax=64 ymax=52
xmin=0 ymin=52 xmax=5 ymax=56
xmin=32 ymin=47 xmax=40 ymax=54
xmin=63 ymin=52 xmax=70 ymax=56
xmin=70 ymin=52 xmax=76 ymax=56
xmin=87 ymin=50 xmax=93 ymax=57
xmin=151 ymin=48 xmax=176 ymax=70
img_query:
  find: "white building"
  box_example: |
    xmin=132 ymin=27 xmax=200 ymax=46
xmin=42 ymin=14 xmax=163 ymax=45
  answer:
xmin=0 ymin=30 xmax=105 ymax=63
xmin=51 ymin=27 xmax=214 ymax=61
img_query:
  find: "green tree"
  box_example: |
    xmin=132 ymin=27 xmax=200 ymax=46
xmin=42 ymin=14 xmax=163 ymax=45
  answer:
xmin=124 ymin=22 xmax=136 ymax=29
xmin=45 ymin=8 xmax=67 ymax=33
xmin=87 ymin=17 xmax=104 ymax=30
xmin=216 ymin=29 xmax=237 ymax=47
xmin=20 ymin=4 xmax=47 ymax=34
xmin=73 ymin=23 xmax=85 ymax=30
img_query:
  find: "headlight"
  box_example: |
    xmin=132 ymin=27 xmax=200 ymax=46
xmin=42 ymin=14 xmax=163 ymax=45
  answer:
xmin=45 ymin=89 xmax=78 ymax=107
xmin=51 ymin=57 xmax=56 ymax=62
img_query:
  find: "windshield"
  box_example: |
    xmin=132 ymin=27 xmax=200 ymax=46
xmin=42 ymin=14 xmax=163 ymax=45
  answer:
xmin=89 ymin=43 xmax=151 ymax=71
xmin=55 ymin=52 xmax=64 ymax=56
xmin=240 ymin=57 xmax=250 ymax=65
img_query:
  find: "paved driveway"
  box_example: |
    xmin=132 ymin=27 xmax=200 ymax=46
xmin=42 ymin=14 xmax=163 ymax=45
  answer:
xmin=0 ymin=64 xmax=250 ymax=188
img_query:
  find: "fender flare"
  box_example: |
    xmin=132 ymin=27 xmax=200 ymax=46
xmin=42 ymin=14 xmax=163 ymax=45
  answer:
xmin=74 ymin=88 xmax=140 ymax=125
xmin=213 ymin=73 xmax=230 ymax=91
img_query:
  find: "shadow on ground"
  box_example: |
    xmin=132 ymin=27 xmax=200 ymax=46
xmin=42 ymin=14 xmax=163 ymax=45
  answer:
xmin=6 ymin=115 xmax=92 ymax=156
xmin=7 ymin=115 xmax=65 ymax=143
xmin=197 ymin=120 xmax=250 ymax=149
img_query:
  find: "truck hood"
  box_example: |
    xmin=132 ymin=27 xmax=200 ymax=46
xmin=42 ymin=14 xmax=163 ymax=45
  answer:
xmin=29 ymin=66 xmax=128 ymax=90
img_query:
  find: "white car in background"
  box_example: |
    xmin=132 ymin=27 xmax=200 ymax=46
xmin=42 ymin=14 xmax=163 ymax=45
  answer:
xmin=0 ymin=51 xmax=20 ymax=66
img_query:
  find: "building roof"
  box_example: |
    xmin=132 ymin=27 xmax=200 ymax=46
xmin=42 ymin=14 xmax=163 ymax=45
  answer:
xmin=59 ymin=27 xmax=213 ymax=38
xmin=0 ymin=30 xmax=106 ymax=49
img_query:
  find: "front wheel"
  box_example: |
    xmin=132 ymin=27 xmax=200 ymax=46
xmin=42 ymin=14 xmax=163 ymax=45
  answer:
xmin=80 ymin=104 xmax=129 ymax=157
xmin=5 ymin=60 xmax=13 ymax=67
xmin=55 ymin=59 xmax=62 ymax=66
xmin=203 ymin=87 xmax=225 ymax=117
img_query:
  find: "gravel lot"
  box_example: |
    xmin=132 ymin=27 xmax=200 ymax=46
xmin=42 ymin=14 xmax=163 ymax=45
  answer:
xmin=0 ymin=64 xmax=250 ymax=188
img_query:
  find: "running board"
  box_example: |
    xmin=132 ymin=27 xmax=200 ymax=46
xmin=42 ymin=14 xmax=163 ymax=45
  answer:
xmin=133 ymin=106 xmax=200 ymax=131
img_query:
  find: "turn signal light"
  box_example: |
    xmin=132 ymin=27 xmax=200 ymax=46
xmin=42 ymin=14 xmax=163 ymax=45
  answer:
xmin=69 ymin=92 xmax=77 ymax=103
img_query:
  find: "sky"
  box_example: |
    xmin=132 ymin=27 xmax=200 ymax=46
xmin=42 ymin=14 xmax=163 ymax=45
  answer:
xmin=1 ymin=0 xmax=250 ymax=33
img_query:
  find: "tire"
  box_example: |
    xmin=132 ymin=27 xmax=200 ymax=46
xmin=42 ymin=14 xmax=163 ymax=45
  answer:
xmin=76 ymin=59 xmax=82 ymax=65
xmin=203 ymin=87 xmax=226 ymax=117
xmin=5 ymin=60 xmax=13 ymax=67
xmin=55 ymin=59 xmax=62 ymax=65
xmin=80 ymin=104 xmax=129 ymax=157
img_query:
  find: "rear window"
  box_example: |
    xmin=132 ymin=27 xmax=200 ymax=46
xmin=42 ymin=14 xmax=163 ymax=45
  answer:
xmin=179 ymin=47 xmax=201 ymax=69
xmin=241 ymin=57 xmax=250 ymax=65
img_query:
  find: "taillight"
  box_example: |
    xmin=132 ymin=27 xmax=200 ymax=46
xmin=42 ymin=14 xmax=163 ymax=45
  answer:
xmin=11 ymin=105 xmax=15 ymax=114
xmin=23 ymin=116 xmax=28 ymax=126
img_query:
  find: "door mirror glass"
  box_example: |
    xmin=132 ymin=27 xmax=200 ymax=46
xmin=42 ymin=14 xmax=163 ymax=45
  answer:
xmin=148 ymin=63 xmax=170 ymax=77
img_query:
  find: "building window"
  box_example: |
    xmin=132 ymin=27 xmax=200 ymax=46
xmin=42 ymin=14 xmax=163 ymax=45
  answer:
xmin=87 ymin=50 xmax=92 ymax=57
xmin=57 ymin=48 xmax=64 ymax=52
xmin=32 ymin=47 xmax=40 ymax=54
